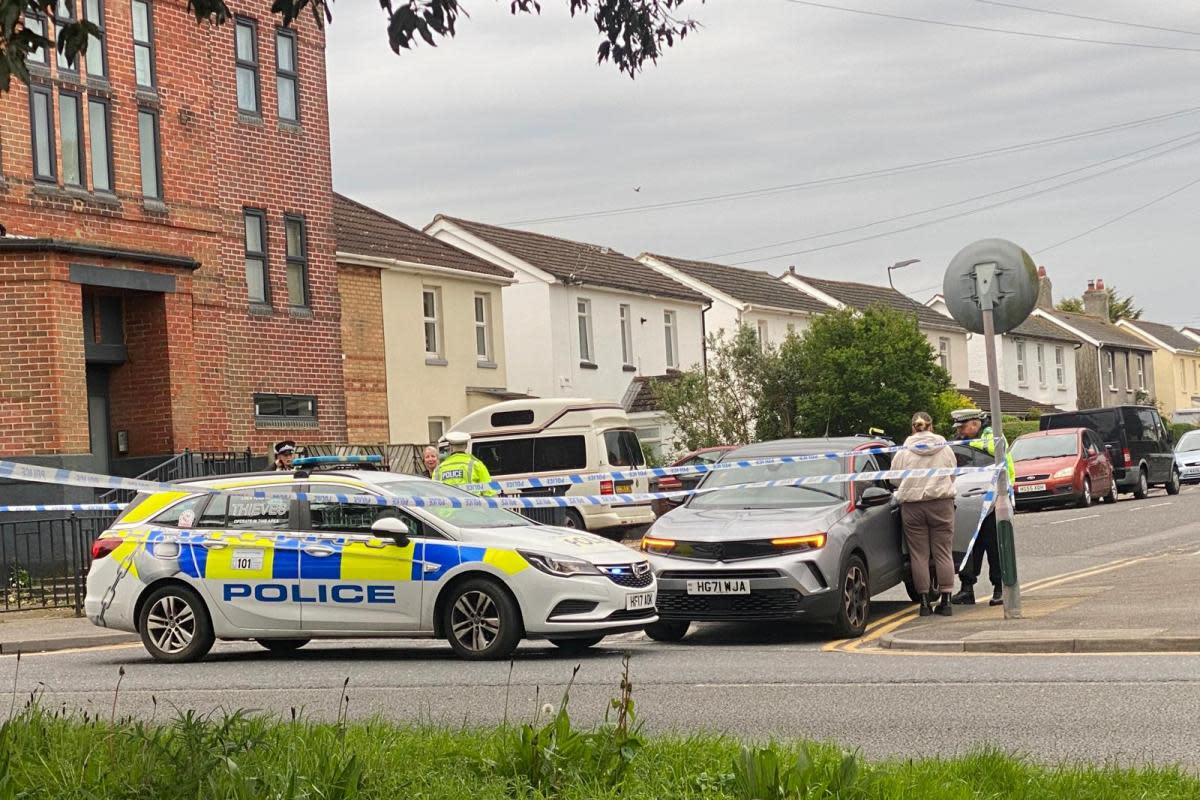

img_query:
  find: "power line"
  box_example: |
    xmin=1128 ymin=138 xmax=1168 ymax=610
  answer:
xmin=708 ymin=127 xmax=1200 ymax=260
xmin=782 ymin=0 xmax=1200 ymax=53
xmin=1033 ymin=173 xmax=1200 ymax=255
xmin=504 ymin=104 xmax=1200 ymax=225
xmin=975 ymin=0 xmax=1200 ymax=38
xmin=729 ymin=131 xmax=1200 ymax=265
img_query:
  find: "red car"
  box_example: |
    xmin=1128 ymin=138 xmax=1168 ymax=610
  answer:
xmin=649 ymin=446 xmax=738 ymax=518
xmin=1011 ymin=427 xmax=1117 ymax=510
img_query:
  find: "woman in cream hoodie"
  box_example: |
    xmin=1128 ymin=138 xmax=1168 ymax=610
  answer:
xmin=891 ymin=412 xmax=958 ymax=617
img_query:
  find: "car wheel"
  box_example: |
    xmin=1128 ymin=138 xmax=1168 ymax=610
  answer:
xmin=563 ymin=509 xmax=585 ymax=530
xmin=256 ymin=638 xmax=310 ymax=654
xmin=1077 ymin=477 xmax=1092 ymax=508
xmin=1102 ymin=481 xmax=1118 ymax=504
xmin=1133 ymin=469 xmax=1150 ymax=500
xmin=1166 ymin=468 xmax=1181 ymax=496
xmin=830 ymin=555 xmax=870 ymax=639
xmin=903 ymin=573 xmax=923 ymax=603
xmin=549 ymin=636 xmax=604 ymax=653
xmin=644 ymin=620 xmax=690 ymax=642
xmin=138 ymin=584 xmax=215 ymax=664
xmin=443 ymin=578 xmax=522 ymax=660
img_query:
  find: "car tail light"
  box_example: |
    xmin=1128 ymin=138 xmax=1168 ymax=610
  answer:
xmin=657 ymin=476 xmax=683 ymax=491
xmin=640 ymin=536 xmax=676 ymax=554
xmin=771 ymin=533 xmax=827 ymax=551
xmin=600 ymin=480 xmax=614 ymax=496
xmin=1123 ymin=448 xmax=1132 ymax=466
xmin=91 ymin=538 xmax=121 ymax=560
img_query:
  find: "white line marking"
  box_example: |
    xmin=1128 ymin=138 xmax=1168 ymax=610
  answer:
xmin=1049 ymin=514 xmax=1101 ymax=525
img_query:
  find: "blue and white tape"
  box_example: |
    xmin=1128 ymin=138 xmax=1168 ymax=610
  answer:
xmin=458 ymin=438 xmax=992 ymax=494
xmin=0 ymin=503 xmax=127 ymax=513
xmin=957 ymin=470 xmax=1002 ymax=573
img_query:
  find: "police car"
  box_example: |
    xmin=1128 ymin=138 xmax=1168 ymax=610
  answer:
xmin=83 ymin=458 xmax=657 ymax=662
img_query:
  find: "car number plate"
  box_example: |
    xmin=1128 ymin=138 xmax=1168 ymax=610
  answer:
xmin=615 ymin=482 xmax=633 ymax=494
xmin=1017 ymin=484 xmax=1047 ymax=494
xmin=686 ymin=579 xmax=750 ymax=595
xmin=626 ymin=591 xmax=656 ymax=610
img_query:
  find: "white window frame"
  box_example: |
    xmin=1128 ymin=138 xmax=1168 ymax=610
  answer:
xmin=664 ymin=310 xmax=679 ymax=368
xmin=577 ymin=298 xmax=595 ymax=363
xmin=1015 ymin=339 xmax=1027 ymax=386
xmin=1055 ymin=346 xmax=1066 ymax=388
xmin=1036 ymin=342 xmax=1046 ymax=387
xmin=1136 ymin=354 xmax=1146 ymax=390
xmin=1105 ymin=351 xmax=1117 ymax=391
xmin=757 ymin=320 xmax=769 ymax=352
xmin=423 ymin=287 xmax=442 ymax=359
xmin=474 ymin=293 xmax=493 ymax=363
xmin=619 ymin=303 xmax=634 ymax=366
xmin=427 ymin=416 xmax=449 ymax=444
xmin=938 ymin=337 xmax=951 ymax=372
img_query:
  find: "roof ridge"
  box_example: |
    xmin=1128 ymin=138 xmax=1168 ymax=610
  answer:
xmin=436 ymin=214 xmax=633 ymax=258
xmin=334 ymin=192 xmax=431 ymax=240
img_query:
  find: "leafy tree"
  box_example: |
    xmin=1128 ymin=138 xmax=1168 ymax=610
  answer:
xmin=767 ymin=306 xmax=952 ymax=442
xmin=652 ymin=325 xmax=764 ymax=452
xmin=1056 ymin=287 xmax=1141 ymax=323
xmin=930 ymin=389 xmax=976 ymax=438
xmin=1 ymin=0 xmax=701 ymax=91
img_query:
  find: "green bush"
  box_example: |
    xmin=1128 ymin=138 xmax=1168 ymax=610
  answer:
xmin=1169 ymin=422 xmax=1196 ymax=444
xmin=998 ymin=415 xmax=1040 ymax=443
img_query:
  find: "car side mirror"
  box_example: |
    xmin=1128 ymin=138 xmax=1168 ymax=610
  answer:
xmin=858 ymin=486 xmax=892 ymax=509
xmin=371 ymin=516 xmax=412 ymax=547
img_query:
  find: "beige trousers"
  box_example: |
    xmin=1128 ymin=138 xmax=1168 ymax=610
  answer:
xmin=901 ymin=498 xmax=956 ymax=596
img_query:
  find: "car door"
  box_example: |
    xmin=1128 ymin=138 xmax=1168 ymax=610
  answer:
xmin=298 ymin=484 xmax=424 ymax=632
xmin=851 ymin=453 xmax=904 ymax=591
xmin=950 ymin=445 xmax=996 ymax=558
xmin=186 ymin=488 xmax=303 ymax=632
xmin=1083 ymin=431 xmax=1109 ymax=489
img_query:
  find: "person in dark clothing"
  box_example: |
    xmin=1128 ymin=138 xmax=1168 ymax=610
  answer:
xmin=272 ymin=440 xmax=297 ymax=471
xmin=954 ymin=514 xmax=1002 ymax=606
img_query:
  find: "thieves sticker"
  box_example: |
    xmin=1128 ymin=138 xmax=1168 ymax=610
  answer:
xmin=231 ymin=549 xmax=265 ymax=571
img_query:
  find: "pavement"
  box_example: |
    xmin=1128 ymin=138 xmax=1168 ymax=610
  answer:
xmin=0 ymin=610 xmax=137 ymax=655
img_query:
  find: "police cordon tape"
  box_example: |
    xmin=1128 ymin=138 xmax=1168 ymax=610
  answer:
xmin=0 ymin=456 xmax=1002 ymax=512
xmin=457 ymin=437 xmax=993 ymax=494
xmin=0 ymin=503 xmax=127 ymax=513
xmin=958 ymin=469 xmax=1001 ymax=573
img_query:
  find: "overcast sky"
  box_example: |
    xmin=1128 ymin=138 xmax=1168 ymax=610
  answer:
xmin=326 ymin=1 xmax=1200 ymax=327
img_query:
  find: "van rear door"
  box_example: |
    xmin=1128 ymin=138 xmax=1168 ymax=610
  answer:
xmin=1043 ymin=410 xmax=1126 ymax=469
xmin=602 ymin=429 xmax=648 ymax=495
xmin=1123 ymin=407 xmax=1173 ymax=483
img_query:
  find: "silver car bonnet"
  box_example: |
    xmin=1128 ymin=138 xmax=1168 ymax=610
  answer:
xmin=648 ymin=501 xmax=846 ymax=543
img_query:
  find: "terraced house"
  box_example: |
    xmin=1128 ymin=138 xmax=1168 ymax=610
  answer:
xmin=1 ymin=1 xmax=342 ymax=504
xmin=1116 ymin=319 xmax=1200 ymax=417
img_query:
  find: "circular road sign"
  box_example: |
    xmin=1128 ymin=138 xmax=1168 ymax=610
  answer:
xmin=943 ymin=238 xmax=1039 ymax=335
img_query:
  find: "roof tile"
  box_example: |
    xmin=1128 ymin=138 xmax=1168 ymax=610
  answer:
xmin=962 ymin=381 xmax=1061 ymax=418
xmin=333 ymin=194 xmax=513 ymax=278
xmin=790 ymin=272 xmax=963 ymax=331
xmin=1040 ymin=310 xmax=1154 ymax=350
xmin=1122 ymin=319 xmax=1200 ymax=353
xmin=644 ymin=254 xmax=828 ymax=313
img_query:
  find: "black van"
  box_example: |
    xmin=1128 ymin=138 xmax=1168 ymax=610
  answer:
xmin=1039 ymin=405 xmax=1181 ymax=498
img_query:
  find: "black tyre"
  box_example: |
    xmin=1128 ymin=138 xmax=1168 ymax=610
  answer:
xmin=1133 ymin=469 xmax=1150 ymax=500
xmin=903 ymin=573 xmax=923 ymax=603
xmin=442 ymin=578 xmax=523 ymax=660
xmin=138 ymin=584 xmax=215 ymax=664
xmin=563 ymin=509 xmax=585 ymax=530
xmin=1166 ymin=468 xmax=1181 ymax=496
xmin=256 ymin=638 xmax=310 ymax=654
xmin=549 ymin=636 xmax=604 ymax=653
xmin=1102 ymin=481 xmax=1118 ymax=504
xmin=1077 ymin=477 xmax=1093 ymax=509
xmin=830 ymin=554 xmax=870 ymax=639
xmin=644 ymin=620 xmax=690 ymax=642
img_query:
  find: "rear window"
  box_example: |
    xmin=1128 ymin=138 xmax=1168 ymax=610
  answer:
xmin=473 ymin=435 xmax=587 ymax=476
xmin=151 ymin=495 xmax=206 ymax=528
xmin=1126 ymin=408 xmax=1163 ymax=444
xmin=1043 ymin=411 xmax=1121 ymax=444
xmin=490 ymin=410 xmax=535 ymax=427
xmin=197 ymin=492 xmax=291 ymax=530
xmin=604 ymin=430 xmax=646 ymax=468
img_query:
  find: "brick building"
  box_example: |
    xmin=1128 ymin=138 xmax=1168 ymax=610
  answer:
xmin=1 ymin=0 xmax=345 ymax=503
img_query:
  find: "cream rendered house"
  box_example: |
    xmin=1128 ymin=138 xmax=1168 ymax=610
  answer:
xmin=334 ymin=194 xmax=518 ymax=444
xmin=638 ymin=253 xmax=829 ymax=348
xmin=1117 ymin=319 xmax=1200 ymax=416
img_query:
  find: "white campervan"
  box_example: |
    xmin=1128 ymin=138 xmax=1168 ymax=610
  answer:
xmin=448 ymin=399 xmax=653 ymax=535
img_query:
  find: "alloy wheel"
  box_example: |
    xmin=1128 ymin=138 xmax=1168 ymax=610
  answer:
xmin=843 ymin=564 xmax=869 ymax=630
xmin=145 ymin=595 xmax=196 ymax=655
xmin=450 ymin=590 xmax=502 ymax=652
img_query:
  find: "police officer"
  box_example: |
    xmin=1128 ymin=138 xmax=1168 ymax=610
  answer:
xmin=432 ymin=432 xmax=497 ymax=496
xmin=950 ymin=409 xmax=1014 ymax=606
xmin=272 ymin=440 xmax=297 ymax=471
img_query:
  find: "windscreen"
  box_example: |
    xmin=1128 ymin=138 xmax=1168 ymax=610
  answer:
xmin=1012 ymin=434 xmax=1079 ymax=462
xmin=1177 ymin=431 xmax=1200 ymax=453
xmin=688 ymin=457 xmax=846 ymax=510
xmin=373 ymin=481 xmax=529 ymax=528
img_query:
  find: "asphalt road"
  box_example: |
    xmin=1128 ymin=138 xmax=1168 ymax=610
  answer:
xmin=8 ymin=484 xmax=1200 ymax=766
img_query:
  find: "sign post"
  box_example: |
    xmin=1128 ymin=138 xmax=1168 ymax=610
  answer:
xmin=943 ymin=240 xmax=1040 ymax=620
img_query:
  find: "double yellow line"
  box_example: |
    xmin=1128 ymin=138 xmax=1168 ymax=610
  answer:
xmin=824 ymin=553 xmax=1156 ymax=654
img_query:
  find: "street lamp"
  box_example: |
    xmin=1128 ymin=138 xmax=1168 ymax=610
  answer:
xmin=887 ymin=258 xmax=920 ymax=290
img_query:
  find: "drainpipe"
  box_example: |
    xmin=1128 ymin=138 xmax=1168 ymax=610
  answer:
xmin=701 ymin=299 xmax=712 ymax=375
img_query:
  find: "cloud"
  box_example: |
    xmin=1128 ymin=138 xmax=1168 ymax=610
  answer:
xmin=328 ymin=0 xmax=1200 ymax=325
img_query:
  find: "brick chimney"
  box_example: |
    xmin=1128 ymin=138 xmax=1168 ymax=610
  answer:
xmin=1083 ymin=278 xmax=1110 ymax=320
xmin=1036 ymin=266 xmax=1053 ymax=310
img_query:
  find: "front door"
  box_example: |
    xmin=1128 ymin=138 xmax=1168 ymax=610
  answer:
xmin=85 ymin=366 xmax=111 ymax=474
xmin=185 ymin=490 xmax=303 ymax=632
xmin=299 ymin=488 xmax=423 ymax=632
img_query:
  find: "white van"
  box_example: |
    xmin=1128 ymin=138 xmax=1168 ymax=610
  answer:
xmin=448 ymin=399 xmax=653 ymax=535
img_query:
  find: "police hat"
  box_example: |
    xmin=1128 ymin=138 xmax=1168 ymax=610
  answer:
xmin=443 ymin=431 xmax=471 ymax=446
xmin=951 ymin=409 xmax=986 ymax=426
xmin=274 ymin=440 xmax=296 ymax=456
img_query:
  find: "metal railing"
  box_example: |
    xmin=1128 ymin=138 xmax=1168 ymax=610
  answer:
xmin=0 ymin=512 xmax=117 ymax=614
xmin=301 ymin=443 xmax=425 ymax=476
xmin=99 ymin=449 xmax=261 ymax=504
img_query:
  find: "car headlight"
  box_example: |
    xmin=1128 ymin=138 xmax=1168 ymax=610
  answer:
xmin=770 ymin=533 xmax=827 ymax=552
xmin=1052 ymin=467 xmax=1076 ymax=479
xmin=639 ymin=536 xmax=676 ymax=555
xmin=517 ymin=550 xmax=602 ymax=577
